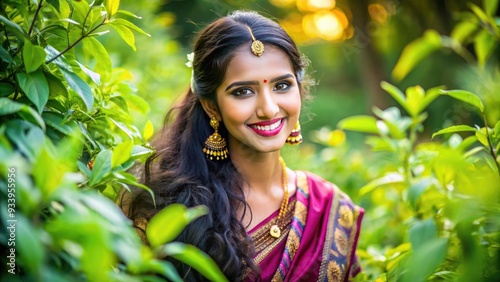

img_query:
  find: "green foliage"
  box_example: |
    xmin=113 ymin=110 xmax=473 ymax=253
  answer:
xmin=337 ymin=2 xmax=500 ymax=280
xmin=308 ymin=2 xmax=500 ymax=281
xmin=0 ymin=0 xmax=226 ymax=281
xmin=343 ymin=82 xmax=499 ymax=281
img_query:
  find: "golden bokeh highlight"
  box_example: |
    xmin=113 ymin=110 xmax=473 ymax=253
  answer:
xmin=297 ymin=0 xmax=336 ymax=12
xmin=368 ymin=3 xmax=389 ymax=24
xmin=273 ymin=0 xmax=353 ymax=43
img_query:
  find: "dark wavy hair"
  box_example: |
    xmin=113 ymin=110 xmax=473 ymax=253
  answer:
xmin=121 ymin=10 xmax=312 ymax=281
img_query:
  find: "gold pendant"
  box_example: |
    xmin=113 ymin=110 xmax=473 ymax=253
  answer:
xmin=270 ymin=225 xmax=281 ymax=238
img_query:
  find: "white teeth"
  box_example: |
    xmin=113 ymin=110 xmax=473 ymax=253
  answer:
xmin=251 ymin=119 xmax=282 ymax=131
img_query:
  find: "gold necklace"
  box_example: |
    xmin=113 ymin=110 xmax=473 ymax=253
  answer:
xmin=270 ymin=156 xmax=289 ymax=238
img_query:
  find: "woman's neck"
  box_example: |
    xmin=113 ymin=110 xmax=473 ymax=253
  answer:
xmin=230 ymin=150 xmax=282 ymax=195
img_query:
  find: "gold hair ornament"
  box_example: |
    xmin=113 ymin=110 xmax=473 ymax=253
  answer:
xmin=246 ymin=26 xmax=264 ymax=57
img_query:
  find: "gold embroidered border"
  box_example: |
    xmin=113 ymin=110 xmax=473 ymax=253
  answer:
xmin=344 ymin=206 xmax=361 ymax=280
xmin=318 ymin=183 xmax=340 ymax=281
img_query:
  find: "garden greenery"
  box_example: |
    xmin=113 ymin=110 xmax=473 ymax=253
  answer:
xmin=337 ymin=1 xmax=499 ymax=281
xmin=1 ymin=0 xmax=499 ymax=281
xmin=0 ymin=0 xmax=226 ymax=281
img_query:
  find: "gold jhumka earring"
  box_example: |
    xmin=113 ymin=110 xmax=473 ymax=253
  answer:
xmin=246 ymin=26 xmax=264 ymax=57
xmin=203 ymin=116 xmax=228 ymax=161
xmin=286 ymin=122 xmax=303 ymax=145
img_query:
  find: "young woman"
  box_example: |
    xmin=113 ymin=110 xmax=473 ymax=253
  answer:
xmin=123 ymin=10 xmax=364 ymax=281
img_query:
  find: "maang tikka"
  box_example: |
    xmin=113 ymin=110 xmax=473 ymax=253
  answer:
xmin=203 ymin=116 xmax=229 ymax=160
xmin=246 ymin=26 xmax=264 ymax=57
xmin=286 ymin=122 xmax=303 ymax=145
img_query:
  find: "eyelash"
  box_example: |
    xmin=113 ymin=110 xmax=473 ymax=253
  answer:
xmin=230 ymin=81 xmax=293 ymax=97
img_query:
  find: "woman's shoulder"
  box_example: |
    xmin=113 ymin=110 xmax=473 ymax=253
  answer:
xmin=297 ymin=170 xmax=358 ymax=205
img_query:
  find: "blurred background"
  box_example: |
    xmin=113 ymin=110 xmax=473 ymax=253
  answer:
xmin=96 ymin=0 xmax=499 ymax=279
xmin=102 ymin=0 xmax=496 ymax=140
xmin=100 ymin=0 xmax=498 ymax=189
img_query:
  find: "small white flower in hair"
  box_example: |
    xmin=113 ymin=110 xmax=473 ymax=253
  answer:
xmin=186 ymin=52 xmax=194 ymax=68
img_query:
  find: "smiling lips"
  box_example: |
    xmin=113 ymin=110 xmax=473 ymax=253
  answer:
xmin=248 ymin=118 xmax=284 ymax=137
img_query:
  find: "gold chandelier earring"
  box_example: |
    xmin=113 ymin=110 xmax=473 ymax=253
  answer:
xmin=203 ymin=116 xmax=229 ymax=160
xmin=286 ymin=121 xmax=303 ymax=145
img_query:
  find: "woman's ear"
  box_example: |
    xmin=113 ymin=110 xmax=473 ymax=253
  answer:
xmin=200 ymin=99 xmax=221 ymax=120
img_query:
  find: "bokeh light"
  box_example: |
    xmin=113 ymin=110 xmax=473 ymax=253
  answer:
xmin=297 ymin=0 xmax=336 ymax=12
xmin=303 ymin=10 xmax=344 ymax=41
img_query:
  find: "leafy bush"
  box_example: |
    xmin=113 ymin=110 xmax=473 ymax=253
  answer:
xmin=0 ymin=0 xmax=226 ymax=281
xmin=334 ymin=1 xmax=500 ymax=281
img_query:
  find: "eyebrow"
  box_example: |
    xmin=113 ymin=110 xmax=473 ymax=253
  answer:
xmin=224 ymin=73 xmax=295 ymax=91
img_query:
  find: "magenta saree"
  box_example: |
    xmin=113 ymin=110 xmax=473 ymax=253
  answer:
xmin=246 ymin=171 xmax=364 ymax=282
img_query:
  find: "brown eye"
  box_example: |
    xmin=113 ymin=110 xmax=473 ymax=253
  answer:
xmin=274 ymin=82 xmax=290 ymax=91
xmin=231 ymin=88 xmax=253 ymax=96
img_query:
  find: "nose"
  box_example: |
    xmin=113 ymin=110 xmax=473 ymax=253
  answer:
xmin=256 ymin=90 xmax=279 ymax=119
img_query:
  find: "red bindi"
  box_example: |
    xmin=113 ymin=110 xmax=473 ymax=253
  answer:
xmin=263 ymin=79 xmax=267 ymax=83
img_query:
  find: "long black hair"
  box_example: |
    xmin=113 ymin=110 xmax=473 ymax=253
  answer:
xmin=122 ymin=10 xmax=311 ymax=281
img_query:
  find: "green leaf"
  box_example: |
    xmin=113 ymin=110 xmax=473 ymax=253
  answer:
xmin=116 ymin=10 xmax=142 ymax=19
xmin=393 ymin=30 xmax=442 ymax=81
xmin=33 ymin=141 xmax=67 ymax=196
xmin=161 ymin=243 xmax=229 ymax=282
xmin=475 ymin=128 xmax=490 ymax=147
xmin=131 ymin=145 xmax=154 ymax=162
xmin=469 ymin=3 xmax=490 ymax=22
xmin=143 ymin=120 xmax=154 ymax=141
xmin=110 ymin=23 xmax=136 ymax=51
xmin=16 ymin=70 xmax=50 ymax=113
xmin=110 ymin=18 xmax=150 ymax=37
xmin=89 ymin=150 xmax=112 ymax=186
xmin=44 ymin=71 xmax=68 ymax=97
xmin=131 ymin=260 xmax=182 ymax=282
xmin=16 ymin=215 xmax=44 ymax=272
xmin=380 ymin=81 xmax=409 ymax=113
xmin=147 ymin=204 xmax=208 ymax=247
xmin=451 ymin=21 xmax=478 ymax=43
xmin=408 ymin=178 xmax=434 ymax=209
xmin=61 ymin=69 xmax=94 ymax=112
xmin=404 ymin=238 xmax=448 ymax=282
xmin=474 ymin=29 xmax=496 ymax=67
xmin=43 ymin=112 xmax=74 ymax=135
xmin=359 ymin=173 xmax=404 ymax=196
xmin=46 ymin=0 xmax=60 ymax=11
xmin=0 ymin=45 xmax=13 ymax=63
xmin=0 ymin=15 xmax=28 ymax=40
xmin=456 ymin=135 xmax=479 ymax=152
xmin=0 ymin=98 xmax=45 ymax=129
xmin=409 ymin=219 xmax=437 ymax=249
xmin=432 ymin=125 xmax=477 ymax=139
xmin=23 ymin=40 xmax=46 ymax=73
xmin=494 ymin=120 xmax=500 ymax=138
xmin=45 ymin=45 xmax=73 ymax=72
xmin=337 ymin=115 xmax=379 ymax=134
xmin=439 ymin=90 xmax=485 ymax=113
xmin=419 ymin=85 xmax=445 ymax=112
xmin=484 ymin=0 xmax=499 ymax=16
xmin=0 ymin=83 xmax=15 ymax=97
xmin=106 ymin=0 xmax=121 ymax=16
xmin=76 ymin=61 xmax=101 ymax=85
xmin=406 ymin=85 xmax=425 ymax=117
xmin=112 ymin=140 xmax=134 ymax=167
xmin=82 ymin=37 xmax=112 ymax=75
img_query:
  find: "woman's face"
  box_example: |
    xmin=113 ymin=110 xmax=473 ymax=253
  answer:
xmin=214 ymin=45 xmax=301 ymax=155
